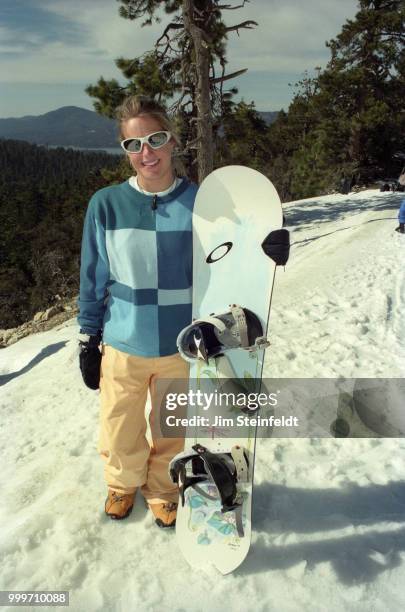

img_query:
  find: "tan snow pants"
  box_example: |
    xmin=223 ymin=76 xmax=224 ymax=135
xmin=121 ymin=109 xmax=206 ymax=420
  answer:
xmin=98 ymin=344 xmax=189 ymax=504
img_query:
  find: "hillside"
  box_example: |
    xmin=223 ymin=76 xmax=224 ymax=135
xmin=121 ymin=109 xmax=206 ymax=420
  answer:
xmin=0 ymin=107 xmax=118 ymax=148
xmin=0 ymin=139 xmax=121 ymax=328
xmin=0 ymin=106 xmax=279 ymax=149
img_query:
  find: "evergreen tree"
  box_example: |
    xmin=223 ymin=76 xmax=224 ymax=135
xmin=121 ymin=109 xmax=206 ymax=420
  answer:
xmin=268 ymin=0 xmax=405 ymax=199
xmin=216 ymin=100 xmax=270 ymax=172
xmin=86 ymin=0 xmax=257 ymax=182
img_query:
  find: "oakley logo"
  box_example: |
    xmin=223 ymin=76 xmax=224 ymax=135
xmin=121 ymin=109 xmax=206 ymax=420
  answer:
xmin=206 ymin=242 xmax=233 ymax=263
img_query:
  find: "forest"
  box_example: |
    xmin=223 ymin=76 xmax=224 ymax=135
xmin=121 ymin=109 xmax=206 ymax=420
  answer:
xmin=0 ymin=140 xmax=120 ymax=328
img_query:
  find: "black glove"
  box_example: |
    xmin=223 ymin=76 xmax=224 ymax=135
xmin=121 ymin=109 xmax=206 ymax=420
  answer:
xmin=261 ymin=229 xmax=290 ymax=266
xmin=79 ymin=331 xmax=102 ymax=390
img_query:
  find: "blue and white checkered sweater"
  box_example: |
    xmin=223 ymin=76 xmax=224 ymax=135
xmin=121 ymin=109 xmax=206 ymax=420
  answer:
xmin=77 ymin=178 xmax=198 ymax=357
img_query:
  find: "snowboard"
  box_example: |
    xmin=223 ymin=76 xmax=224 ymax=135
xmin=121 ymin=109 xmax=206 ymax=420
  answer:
xmin=170 ymin=165 xmax=284 ymax=574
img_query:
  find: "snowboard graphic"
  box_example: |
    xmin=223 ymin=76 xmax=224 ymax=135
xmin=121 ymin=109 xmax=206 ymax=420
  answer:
xmin=170 ymin=166 xmax=285 ymax=574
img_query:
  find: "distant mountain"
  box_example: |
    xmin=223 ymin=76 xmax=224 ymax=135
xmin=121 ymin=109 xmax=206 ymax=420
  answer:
xmin=0 ymin=106 xmax=118 ymax=149
xmin=259 ymin=111 xmax=279 ymax=125
xmin=0 ymin=106 xmax=279 ymax=149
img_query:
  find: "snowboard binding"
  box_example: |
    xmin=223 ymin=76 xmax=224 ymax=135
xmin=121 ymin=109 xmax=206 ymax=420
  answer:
xmin=177 ymin=305 xmax=269 ymax=364
xmin=169 ymin=443 xmax=249 ymax=516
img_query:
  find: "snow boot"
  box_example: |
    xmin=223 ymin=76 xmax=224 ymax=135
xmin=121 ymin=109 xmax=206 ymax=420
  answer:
xmin=395 ymin=223 xmax=405 ymax=234
xmin=105 ymin=489 xmax=135 ymax=520
xmin=148 ymin=502 xmax=178 ymax=528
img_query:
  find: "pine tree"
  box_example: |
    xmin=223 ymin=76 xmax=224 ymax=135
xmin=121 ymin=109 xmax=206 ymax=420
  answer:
xmin=318 ymin=0 xmax=405 ymax=185
xmin=86 ymin=0 xmax=257 ymax=182
xmin=268 ymin=0 xmax=405 ymax=199
xmin=216 ymin=100 xmax=270 ymax=171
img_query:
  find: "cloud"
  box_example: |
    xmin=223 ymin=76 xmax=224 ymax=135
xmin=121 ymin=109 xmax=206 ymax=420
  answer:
xmin=0 ymin=0 xmax=171 ymax=82
xmin=224 ymin=0 xmax=359 ymax=73
xmin=0 ymin=0 xmax=359 ymax=115
xmin=0 ymin=0 xmax=86 ymax=49
xmin=37 ymin=0 xmax=172 ymax=59
xmin=0 ymin=0 xmax=360 ymax=82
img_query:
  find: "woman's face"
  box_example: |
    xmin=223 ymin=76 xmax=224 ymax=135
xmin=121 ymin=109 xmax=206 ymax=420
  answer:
xmin=122 ymin=114 xmax=176 ymax=191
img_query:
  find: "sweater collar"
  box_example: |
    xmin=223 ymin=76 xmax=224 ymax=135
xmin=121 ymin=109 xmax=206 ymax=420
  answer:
xmin=123 ymin=177 xmax=191 ymax=204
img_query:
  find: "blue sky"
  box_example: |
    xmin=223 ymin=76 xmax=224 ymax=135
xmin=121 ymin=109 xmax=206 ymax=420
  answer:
xmin=0 ymin=0 xmax=359 ymax=118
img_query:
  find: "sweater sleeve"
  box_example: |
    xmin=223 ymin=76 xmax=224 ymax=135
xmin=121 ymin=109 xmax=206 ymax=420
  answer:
xmin=77 ymin=198 xmax=110 ymax=335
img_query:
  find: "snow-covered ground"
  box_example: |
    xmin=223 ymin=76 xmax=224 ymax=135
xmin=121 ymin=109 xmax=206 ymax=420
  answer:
xmin=0 ymin=189 xmax=404 ymax=612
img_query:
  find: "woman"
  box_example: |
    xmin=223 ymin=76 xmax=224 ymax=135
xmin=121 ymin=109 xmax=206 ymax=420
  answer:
xmin=77 ymin=95 xmax=197 ymax=527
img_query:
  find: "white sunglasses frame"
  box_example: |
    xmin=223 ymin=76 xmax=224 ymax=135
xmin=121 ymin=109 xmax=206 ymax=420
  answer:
xmin=120 ymin=131 xmax=172 ymax=154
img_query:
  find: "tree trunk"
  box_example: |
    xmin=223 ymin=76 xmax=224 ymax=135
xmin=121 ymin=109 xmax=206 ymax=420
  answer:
xmin=182 ymin=0 xmax=214 ymax=183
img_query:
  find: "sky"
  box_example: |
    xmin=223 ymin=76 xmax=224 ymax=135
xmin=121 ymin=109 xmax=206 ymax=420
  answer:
xmin=0 ymin=0 xmax=359 ymax=118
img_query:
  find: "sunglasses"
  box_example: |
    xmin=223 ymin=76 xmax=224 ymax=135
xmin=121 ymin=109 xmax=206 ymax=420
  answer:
xmin=120 ymin=131 xmax=172 ymax=154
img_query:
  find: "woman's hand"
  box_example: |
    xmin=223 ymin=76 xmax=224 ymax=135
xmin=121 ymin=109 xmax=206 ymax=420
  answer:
xmin=79 ymin=331 xmax=102 ymax=390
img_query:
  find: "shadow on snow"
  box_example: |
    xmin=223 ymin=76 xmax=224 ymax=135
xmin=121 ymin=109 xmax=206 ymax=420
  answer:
xmin=291 ymin=216 xmax=399 ymax=247
xmin=284 ymin=193 xmax=403 ymax=229
xmin=236 ymin=480 xmax=405 ymax=584
xmin=0 ymin=341 xmax=67 ymax=386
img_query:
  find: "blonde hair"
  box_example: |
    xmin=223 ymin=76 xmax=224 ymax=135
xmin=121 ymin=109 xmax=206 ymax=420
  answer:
xmin=116 ymin=95 xmax=186 ymax=176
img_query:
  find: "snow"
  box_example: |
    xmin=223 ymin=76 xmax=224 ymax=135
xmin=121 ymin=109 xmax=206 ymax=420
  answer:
xmin=0 ymin=189 xmax=404 ymax=611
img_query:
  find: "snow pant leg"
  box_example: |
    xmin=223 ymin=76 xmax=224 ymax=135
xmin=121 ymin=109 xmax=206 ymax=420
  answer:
xmin=98 ymin=344 xmax=151 ymax=494
xmin=141 ymin=353 xmax=190 ymax=504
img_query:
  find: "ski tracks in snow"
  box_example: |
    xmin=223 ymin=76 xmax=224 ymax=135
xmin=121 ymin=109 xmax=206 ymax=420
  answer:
xmin=265 ymin=190 xmax=405 ymax=378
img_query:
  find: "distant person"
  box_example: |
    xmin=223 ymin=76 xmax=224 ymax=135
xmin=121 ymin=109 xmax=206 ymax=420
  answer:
xmin=395 ymin=198 xmax=405 ymax=234
xmin=339 ymin=175 xmax=352 ymax=195
xmin=77 ymin=95 xmax=197 ymax=527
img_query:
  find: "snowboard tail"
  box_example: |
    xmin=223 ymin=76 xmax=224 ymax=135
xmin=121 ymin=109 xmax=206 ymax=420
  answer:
xmin=171 ymin=441 xmax=253 ymax=574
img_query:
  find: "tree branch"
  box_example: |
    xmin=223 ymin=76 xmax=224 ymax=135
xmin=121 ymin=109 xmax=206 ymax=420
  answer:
xmin=225 ymin=20 xmax=258 ymax=34
xmin=210 ymin=68 xmax=247 ymax=84
xmin=217 ymin=1 xmax=249 ymax=9
xmin=156 ymin=22 xmax=184 ymax=46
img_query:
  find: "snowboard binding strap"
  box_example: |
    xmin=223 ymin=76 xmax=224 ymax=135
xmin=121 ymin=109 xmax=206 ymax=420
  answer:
xmin=191 ymin=305 xmax=249 ymax=349
xmin=169 ymin=444 xmax=248 ymax=514
xmin=229 ymin=305 xmax=249 ymax=347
